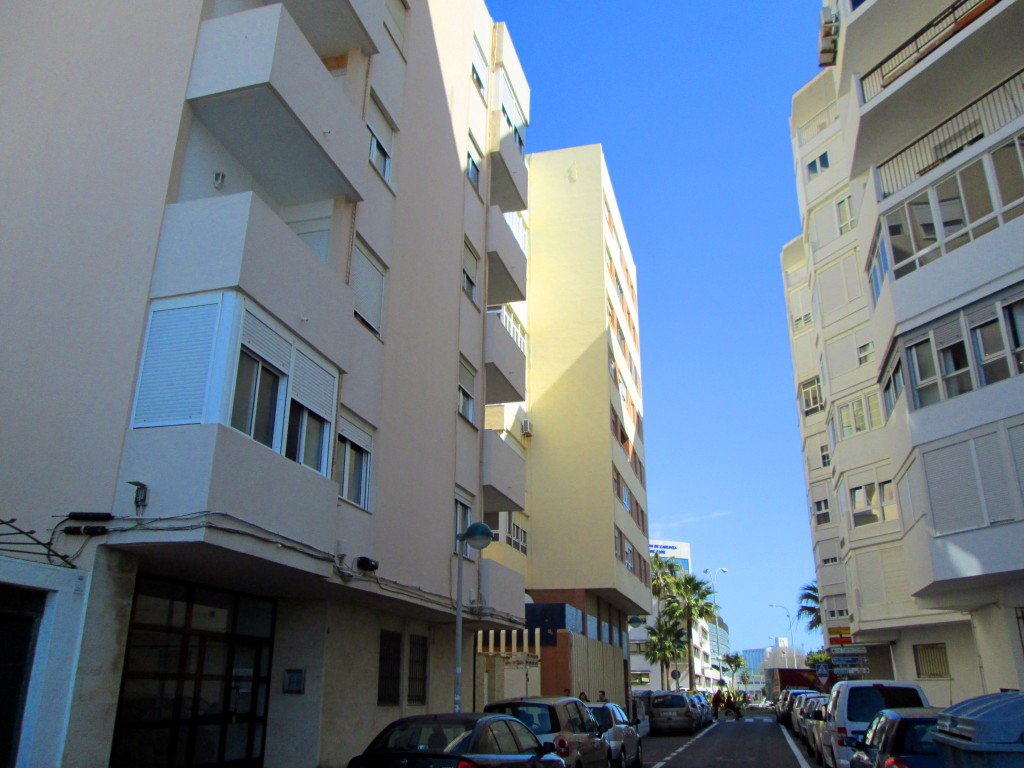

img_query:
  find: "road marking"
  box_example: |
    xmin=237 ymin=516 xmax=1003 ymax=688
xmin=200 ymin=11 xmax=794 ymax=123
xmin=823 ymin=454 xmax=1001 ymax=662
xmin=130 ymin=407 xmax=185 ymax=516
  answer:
xmin=780 ymin=725 xmax=813 ymax=768
xmin=649 ymin=722 xmax=720 ymax=768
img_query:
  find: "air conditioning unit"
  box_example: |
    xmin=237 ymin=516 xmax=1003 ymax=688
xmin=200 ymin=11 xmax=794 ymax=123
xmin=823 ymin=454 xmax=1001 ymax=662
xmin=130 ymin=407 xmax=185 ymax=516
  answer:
xmin=520 ymin=418 xmax=533 ymax=437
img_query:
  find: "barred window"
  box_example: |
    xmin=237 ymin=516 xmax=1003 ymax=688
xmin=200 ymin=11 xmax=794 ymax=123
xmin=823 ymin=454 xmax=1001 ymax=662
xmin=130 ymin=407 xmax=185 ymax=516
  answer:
xmin=408 ymin=635 xmax=428 ymax=705
xmin=913 ymin=643 xmax=950 ymax=678
xmin=378 ymin=630 xmax=402 ymax=705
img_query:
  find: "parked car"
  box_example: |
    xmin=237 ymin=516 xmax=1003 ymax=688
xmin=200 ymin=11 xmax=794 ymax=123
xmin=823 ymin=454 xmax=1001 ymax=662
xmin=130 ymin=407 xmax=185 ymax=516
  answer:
xmin=796 ymin=694 xmax=829 ymax=742
xmin=484 ymin=697 xmax=608 ymax=768
xmin=648 ymin=692 xmax=700 ymax=735
xmin=806 ymin=698 xmax=830 ymax=764
xmin=849 ymin=708 xmax=942 ymax=768
xmin=585 ymin=702 xmax=642 ymax=768
xmin=689 ymin=693 xmax=713 ymax=727
xmin=346 ymin=713 xmax=566 ymax=768
xmin=778 ymin=689 xmax=816 ymax=727
xmin=822 ymin=681 xmax=930 ymax=768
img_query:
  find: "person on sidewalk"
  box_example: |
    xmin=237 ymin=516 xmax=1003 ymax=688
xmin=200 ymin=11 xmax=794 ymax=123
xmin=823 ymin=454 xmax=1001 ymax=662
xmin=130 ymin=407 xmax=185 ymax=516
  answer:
xmin=724 ymin=692 xmax=743 ymax=719
xmin=711 ymin=688 xmax=723 ymax=720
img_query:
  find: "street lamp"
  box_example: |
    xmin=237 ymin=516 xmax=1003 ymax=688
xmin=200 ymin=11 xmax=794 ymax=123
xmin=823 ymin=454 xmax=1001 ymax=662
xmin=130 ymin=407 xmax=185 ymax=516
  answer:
xmin=454 ymin=521 xmax=493 ymax=713
xmin=768 ymin=604 xmax=794 ymax=667
xmin=704 ymin=567 xmax=727 ymax=689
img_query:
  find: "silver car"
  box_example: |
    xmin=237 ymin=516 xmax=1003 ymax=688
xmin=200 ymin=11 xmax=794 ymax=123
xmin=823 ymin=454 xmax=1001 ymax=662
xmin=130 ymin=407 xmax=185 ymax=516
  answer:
xmin=586 ymin=703 xmax=642 ymax=768
xmin=485 ymin=697 xmax=609 ymax=768
xmin=648 ymin=692 xmax=700 ymax=735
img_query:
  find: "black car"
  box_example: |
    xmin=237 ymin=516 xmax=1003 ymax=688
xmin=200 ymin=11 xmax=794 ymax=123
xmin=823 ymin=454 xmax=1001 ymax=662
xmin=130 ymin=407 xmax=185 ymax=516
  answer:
xmin=348 ymin=713 xmax=566 ymax=768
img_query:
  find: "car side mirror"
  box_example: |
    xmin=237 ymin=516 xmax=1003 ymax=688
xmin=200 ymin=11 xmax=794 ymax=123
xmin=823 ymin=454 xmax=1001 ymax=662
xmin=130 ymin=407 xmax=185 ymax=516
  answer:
xmin=538 ymin=742 xmax=558 ymax=757
xmin=629 ymin=718 xmax=640 ymax=727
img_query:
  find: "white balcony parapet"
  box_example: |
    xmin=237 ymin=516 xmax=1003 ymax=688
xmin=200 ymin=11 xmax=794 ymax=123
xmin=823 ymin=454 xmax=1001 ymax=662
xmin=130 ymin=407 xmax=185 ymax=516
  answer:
xmin=798 ymin=102 xmax=839 ymax=146
xmin=488 ymin=305 xmax=527 ymax=354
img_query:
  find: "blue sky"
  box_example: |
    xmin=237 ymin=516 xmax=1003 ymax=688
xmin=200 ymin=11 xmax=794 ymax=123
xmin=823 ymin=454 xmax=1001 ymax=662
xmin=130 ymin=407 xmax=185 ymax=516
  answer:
xmin=486 ymin=1 xmax=825 ymax=655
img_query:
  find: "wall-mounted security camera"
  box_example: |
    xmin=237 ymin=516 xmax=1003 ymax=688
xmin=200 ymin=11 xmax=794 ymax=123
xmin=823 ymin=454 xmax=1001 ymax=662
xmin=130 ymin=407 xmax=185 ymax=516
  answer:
xmin=356 ymin=556 xmax=379 ymax=572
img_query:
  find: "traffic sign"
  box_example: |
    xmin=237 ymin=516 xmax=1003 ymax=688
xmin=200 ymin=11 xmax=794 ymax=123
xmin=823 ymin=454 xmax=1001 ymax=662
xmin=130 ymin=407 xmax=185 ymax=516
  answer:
xmin=816 ymin=663 xmax=830 ymax=686
xmin=829 ymin=645 xmax=867 ymax=655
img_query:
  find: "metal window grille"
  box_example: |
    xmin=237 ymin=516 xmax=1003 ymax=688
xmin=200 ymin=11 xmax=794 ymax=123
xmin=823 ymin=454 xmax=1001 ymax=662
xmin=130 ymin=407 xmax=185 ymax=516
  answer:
xmin=378 ymin=630 xmax=402 ymax=705
xmin=913 ymin=643 xmax=950 ymax=678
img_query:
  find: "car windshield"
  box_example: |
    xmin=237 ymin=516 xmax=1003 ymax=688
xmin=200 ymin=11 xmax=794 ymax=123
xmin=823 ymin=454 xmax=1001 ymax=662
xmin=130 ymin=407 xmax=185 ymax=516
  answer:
xmin=589 ymin=707 xmax=612 ymax=729
xmin=368 ymin=720 xmax=475 ymax=753
xmin=485 ymin=704 xmax=556 ymax=734
xmin=848 ymin=687 xmax=924 ymax=722
xmin=652 ymin=695 xmax=688 ymax=708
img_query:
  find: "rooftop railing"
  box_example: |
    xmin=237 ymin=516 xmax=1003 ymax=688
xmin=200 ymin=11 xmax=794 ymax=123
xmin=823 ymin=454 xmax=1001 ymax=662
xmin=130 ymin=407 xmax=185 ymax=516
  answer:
xmin=877 ymin=68 xmax=1024 ymax=198
xmin=861 ymin=0 xmax=1001 ymax=103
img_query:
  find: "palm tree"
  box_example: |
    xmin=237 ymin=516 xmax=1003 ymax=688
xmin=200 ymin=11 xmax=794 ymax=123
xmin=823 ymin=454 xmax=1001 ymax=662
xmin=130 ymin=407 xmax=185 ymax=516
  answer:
xmin=797 ymin=580 xmax=822 ymax=632
xmin=721 ymin=652 xmax=746 ymax=691
xmin=644 ymin=612 xmax=686 ymax=690
xmin=675 ymin=572 xmax=716 ymax=690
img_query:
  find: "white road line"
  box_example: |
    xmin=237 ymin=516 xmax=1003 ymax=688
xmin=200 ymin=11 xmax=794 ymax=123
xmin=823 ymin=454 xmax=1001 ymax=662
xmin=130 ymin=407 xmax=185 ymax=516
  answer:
xmin=780 ymin=725 xmax=813 ymax=768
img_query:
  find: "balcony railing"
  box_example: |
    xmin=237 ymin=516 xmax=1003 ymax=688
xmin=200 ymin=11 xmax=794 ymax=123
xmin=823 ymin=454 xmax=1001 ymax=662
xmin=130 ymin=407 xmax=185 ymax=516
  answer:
xmin=877 ymin=68 xmax=1024 ymax=198
xmin=797 ymin=102 xmax=839 ymax=146
xmin=487 ymin=305 xmax=527 ymax=353
xmin=861 ymin=0 xmax=1001 ymax=103
xmin=504 ymin=211 xmax=528 ymax=256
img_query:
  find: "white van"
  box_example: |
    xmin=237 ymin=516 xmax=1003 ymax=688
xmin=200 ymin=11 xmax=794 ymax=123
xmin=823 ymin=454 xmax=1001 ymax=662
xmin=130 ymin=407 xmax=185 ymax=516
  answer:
xmin=821 ymin=680 xmax=929 ymax=768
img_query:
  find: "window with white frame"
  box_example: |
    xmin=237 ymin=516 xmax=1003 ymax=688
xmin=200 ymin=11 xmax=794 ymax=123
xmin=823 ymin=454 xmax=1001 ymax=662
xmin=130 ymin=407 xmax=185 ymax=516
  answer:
xmin=352 ymin=242 xmax=385 ymax=333
xmin=807 ymin=151 xmax=830 ymax=177
xmin=466 ymin=138 xmax=482 ymax=192
xmin=801 ymin=376 xmax=824 ymax=416
xmin=1008 ymin=299 xmax=1024 ymax=373
xmin=868 ymin=227 xmax=891 ymax=304
xmin=857 ymin=341 xmax=875 ymax=366
xmin=462 ymin=243 xmax=479 ymax=302
xmin=883 ymin=360 xmax=905 ymax=416
xmin=336 ymin=416 xmax=372 ymax=509
xmin=471 ymin=36 xmax=488 ymax=99
xmin=850 ymin=480 xmax=897 ymax=527
xmin=498 ymin=73 xmax=526 ymax=154
xmin=820 ymin=443 xmax=831 ymax=468
xmin=134 ymin=294 xmax=338 ymax=475
xmin=384 ymin=0 xmax=407 ymax=50
xmin=457 ymin=360 xmax=475 ymax=422
xmin=505 ymin=513 xmax=528 ymax=554
xmin=367 ymin=99 xmax=393 ymax=182
xmin=455 ymin=498 xmax=472 ymax=556
xmin=908 ymin=338 xmax=941 ymax=408
xmin=814 ymin=499 xmax=831 ymax=525
xmin=837 ymin=195 xmax=856 ymax=234
xmin=836 ymin=392 xmax=882 ymax=439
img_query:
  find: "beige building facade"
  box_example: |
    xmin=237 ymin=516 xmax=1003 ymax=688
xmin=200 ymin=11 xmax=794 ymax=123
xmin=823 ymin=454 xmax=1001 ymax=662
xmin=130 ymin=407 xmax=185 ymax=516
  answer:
xmin=783 ymin=0 xmax=1024 ymax=705
xmin=0 ymin=1 xmax=533 ymax=765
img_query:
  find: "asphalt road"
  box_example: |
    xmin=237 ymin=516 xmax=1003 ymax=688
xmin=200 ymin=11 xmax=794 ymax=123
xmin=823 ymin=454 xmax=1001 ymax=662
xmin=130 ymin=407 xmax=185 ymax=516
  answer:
xmin=643 ymin=712 xmax=813 ymax=768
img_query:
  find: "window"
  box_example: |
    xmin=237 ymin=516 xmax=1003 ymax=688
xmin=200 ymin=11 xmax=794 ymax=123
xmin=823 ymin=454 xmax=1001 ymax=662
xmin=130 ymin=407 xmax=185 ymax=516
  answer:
xmin=384 ymin=0 xmax=407 ymax=50
xmin=367 ymin=99 xmax=393 ymax=182
xmin=822 ymin=556 xmax=839 ymax=565
xmin=992 ymin=137 xmax=1024 ymax=218
xmin=458 ymin=361 xmax=475 ymax=421
xmin=807 ymin=151 xmax=830 ymax=177
xmin=837 ymin=393 xmax=882 ymax=438
xmin=505 ymin=514 xmax=528 ymax=554
xmin=231 ymin=349 xmax=283 ymax=449
xmin=471 ymin=37 xmax=488 ymax=99
xmin=868 ymin=229 xmax=891 ymax=303
xmin=913 ymin=643 xmax=950 ymax=678
xmin=613 ymin=527 xmax=622 ymax=560
xmin=837 ymin=195 xmax=856 ymax=234
xmin=455 ymin=499 xmax=472 ymax=556
xmin=814 ymin=499 xmax=831 ymax=525
xmin=624 ymin=540 xmax=635 ymax=572
xmin=467 ymin=139 xmax=482 ymax=192
xmin=801 ymin=377 xmax=824 ymax=416
xmin=336 ymin=417 xmax=372 ymax=508
xmin=850 ymin=480 xmax=896 ymax=527
xmin=352 ymin=243 xmax=385 ymax=333
xmin=408 ymin=635 xmax=428 ymax=705
xmin=462 ymin=244 xmax=478 ymax=302
xmin=909 ymin=339 xmax=941 ymax=408
xmin=820 ymin=443 xmax=831 ymax=468
xmin=378 ymin=630 xmax=402 ymax=705
xmin=939 ymin=338 xmax=973 ymax=398
xmin=285 ymin=401 xmax=327 ymax=471
xmin=1008 ymin=300 xmax=1024 ymax=373
xmin=883 ymin=361 xmax=905 ymax=415
xmin=971 ymin=319 xmax=1010 ymax=385
xmin=857 ymin=341 xmax=875 ymax=366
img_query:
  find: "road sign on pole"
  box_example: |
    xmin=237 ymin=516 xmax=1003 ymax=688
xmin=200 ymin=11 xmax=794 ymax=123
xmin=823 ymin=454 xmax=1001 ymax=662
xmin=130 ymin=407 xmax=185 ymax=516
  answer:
xmin=816 ymin=663 xmax=830 ymax=686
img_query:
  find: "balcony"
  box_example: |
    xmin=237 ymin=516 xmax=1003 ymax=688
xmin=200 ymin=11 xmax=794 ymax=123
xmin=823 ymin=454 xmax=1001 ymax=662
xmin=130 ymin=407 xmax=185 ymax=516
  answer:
xmin=849 ymin=0 xmax=1024 ymax=178
xmin=484 ymin=306 xmax=527 ymax=404
xmin=187 ymin=4 xmax=366 ymax=207
xmin=486 ymin=207 xmax=527 ymax=304
xmin=278 ymin=0 xmax=379 ymax=57
xmin=152 ymin=192 xmax=354 ymax=367
xmin=861 ymin=0 xmax=1002 ymax=104
xmin=482 ymin=430 xmax=525 ymax=512
xmin=489 ymin=115 xmax=529 ymax=212
xmin=877 ymin=69 xmax=1024 ymax=198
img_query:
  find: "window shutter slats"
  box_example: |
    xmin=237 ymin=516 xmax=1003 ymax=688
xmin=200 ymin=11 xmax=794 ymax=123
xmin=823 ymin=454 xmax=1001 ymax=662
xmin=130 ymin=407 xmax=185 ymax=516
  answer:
xmin=292 ymin=350 xmax=335 ymax=420
xmin=133 ymin=303 xmax=219 ymax=426
xmin=242 ymin=310 xmax=291 ymax=371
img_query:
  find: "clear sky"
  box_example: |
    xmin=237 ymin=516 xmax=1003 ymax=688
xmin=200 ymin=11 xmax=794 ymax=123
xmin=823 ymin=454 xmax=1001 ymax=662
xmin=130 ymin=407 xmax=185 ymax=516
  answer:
xmin=486 ymin=1 xmax=825 ymax=655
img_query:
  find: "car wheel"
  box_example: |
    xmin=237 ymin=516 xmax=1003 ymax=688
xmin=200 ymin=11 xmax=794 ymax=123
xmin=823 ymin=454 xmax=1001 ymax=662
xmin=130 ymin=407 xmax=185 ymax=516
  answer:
xmin=632 ymin=741 xmax=643 ymax=768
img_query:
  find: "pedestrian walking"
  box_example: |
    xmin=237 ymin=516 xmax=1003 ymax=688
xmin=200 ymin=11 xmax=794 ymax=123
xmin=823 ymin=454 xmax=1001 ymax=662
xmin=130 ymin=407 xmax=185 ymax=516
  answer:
xmin=598 ymin=691 xmax=608 ymax=702
xmin=578 ymin=691 xmax=590 ymax=702
xmin=724 ymin=692 xmax=743 ymax=719
xmin=711 ymin=688 xmax=723 ymax=720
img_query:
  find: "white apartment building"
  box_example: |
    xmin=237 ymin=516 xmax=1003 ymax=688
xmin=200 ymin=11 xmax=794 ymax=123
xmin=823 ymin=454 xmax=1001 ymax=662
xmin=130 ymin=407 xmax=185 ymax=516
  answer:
xmin=0 ymin=1 xmax=532 ymax=765
xmin=783 ymin=0 xmax=1024 ymax=705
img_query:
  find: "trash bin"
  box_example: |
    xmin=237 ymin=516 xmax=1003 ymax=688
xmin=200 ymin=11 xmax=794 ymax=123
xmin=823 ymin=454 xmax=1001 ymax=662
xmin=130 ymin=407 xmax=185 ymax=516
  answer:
xmin=934 ymin=691 xmax=1024 ymax=768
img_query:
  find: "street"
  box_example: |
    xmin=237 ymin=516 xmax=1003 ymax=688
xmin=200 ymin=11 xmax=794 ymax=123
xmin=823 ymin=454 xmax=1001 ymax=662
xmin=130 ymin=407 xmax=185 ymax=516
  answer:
xmin=642 ymin=712 xmax=812 ymax=768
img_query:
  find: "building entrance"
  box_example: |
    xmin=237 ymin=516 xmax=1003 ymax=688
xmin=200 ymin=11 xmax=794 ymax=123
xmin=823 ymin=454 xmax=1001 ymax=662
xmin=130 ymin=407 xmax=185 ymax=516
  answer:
xmin=110 ymin=575 xmax=275 ymax=768
xmin=0 ymin=585 xmax=46 ymax=768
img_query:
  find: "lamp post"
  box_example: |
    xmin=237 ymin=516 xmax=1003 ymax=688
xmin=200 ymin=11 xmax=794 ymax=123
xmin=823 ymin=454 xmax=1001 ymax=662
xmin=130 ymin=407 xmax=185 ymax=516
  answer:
xmin=768 ymin=604 xmax=794 ymax=667
xmin=453 ymin=521 xmax=493 ymax=713
xmin=704 ymin=567 xmax=727 ymax=689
